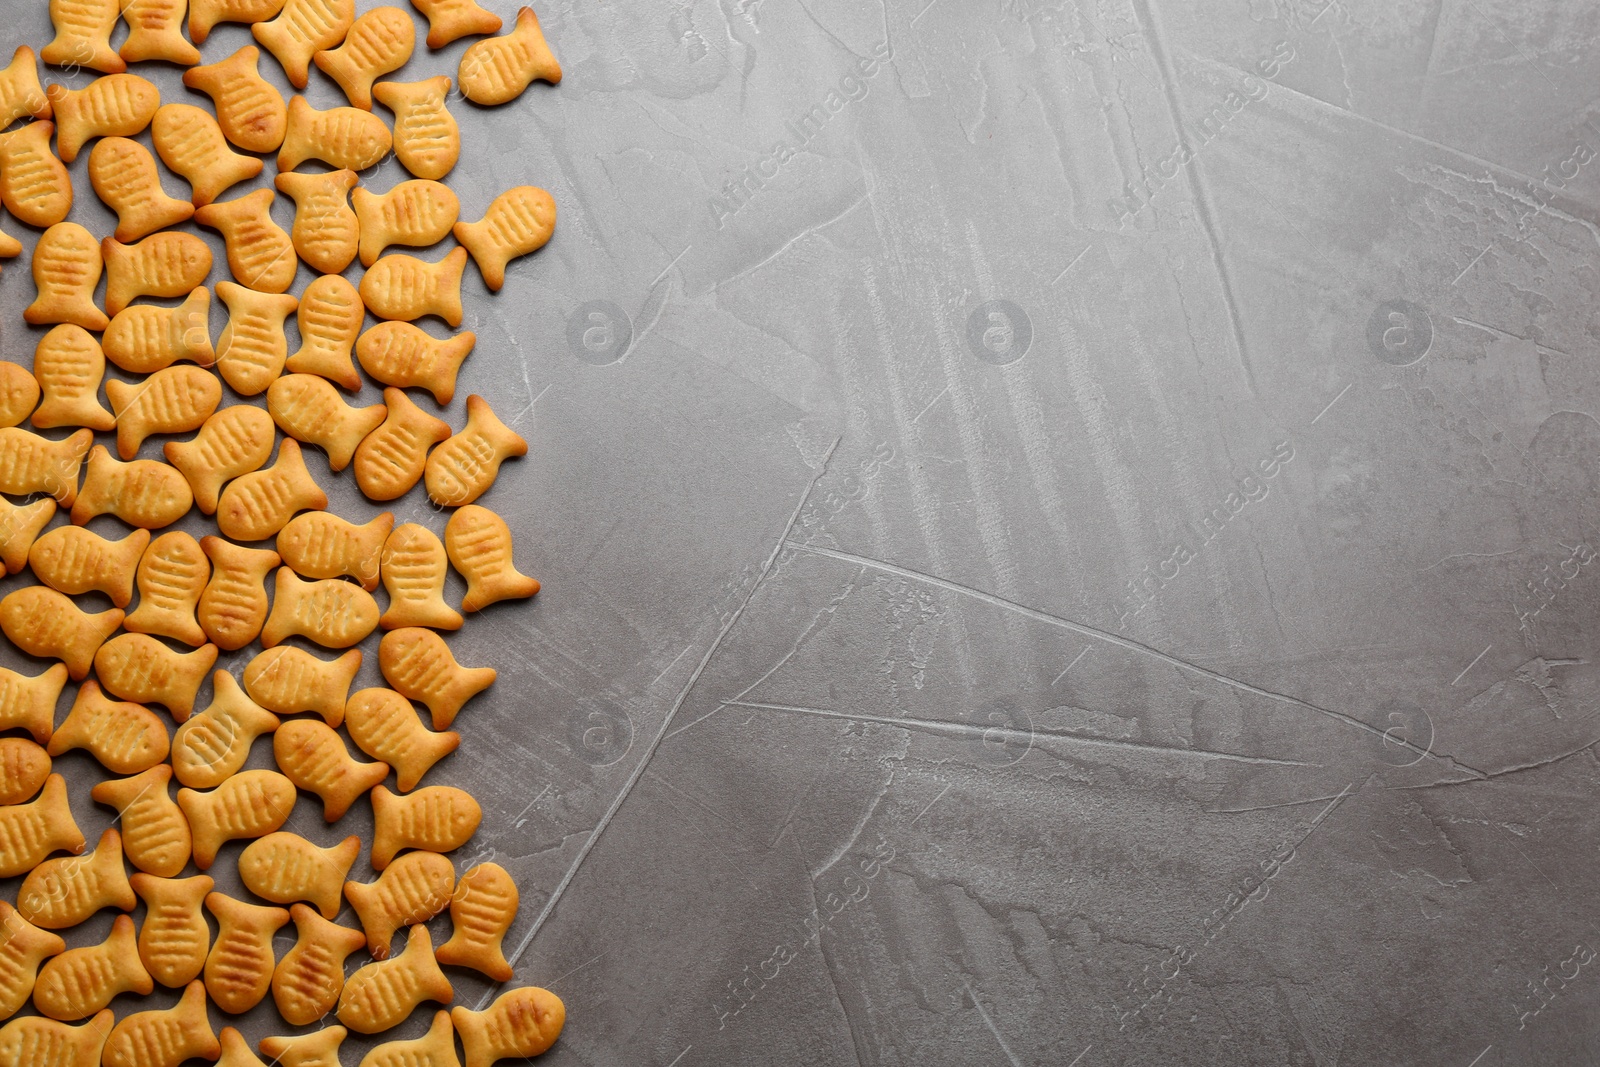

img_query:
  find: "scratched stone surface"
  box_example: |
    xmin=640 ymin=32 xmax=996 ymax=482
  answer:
xmin=0 ymin=0 xmax=1596 ymax=1064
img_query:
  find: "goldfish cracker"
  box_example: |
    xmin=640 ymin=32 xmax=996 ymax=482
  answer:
xmin=47 ymin=681 xmax=169 ymax=775
xmin=130 ymin=874 xmax=213 ymax=987
xmin=182 ymin=46 xmax=286 ymax=155
xmin=278 ymin=94 xmax=391 ymax=171
xmin=24 ymin=225 xmax=106 ymax=331
xmin=345 ymin=687 xmax=458 ymax=792
xmin=0 ymin=428 xmax=90 ymax=505
xmin=446 ymin=504 xmax=539 ymax=612
xmin=354 ymin=388 xmax=452 ymax=501
xmin=360 ymin=1010 xmax=458 ymax=1067
xmin=217 ymin=438 xmax=327 ymax=540
xmin=0 ymin=363 xmax=39 ymax=428
xmin=0 ymin=1010 xmax=111 ymax=1067
xmin=71 ymin=446 xmax=194 ymax=528
xmin=379 ymin=627 xmax=495 ymax=730
xmin=273 ymin=718 xmax=389 ymax=821
xmin=244 ymin=645 xmax=360 ymax=726
xmin=88 ymin=136 xmax=193 ymax=241
xmin=361 ymin=247 xmax=467 ymax=326
xmin=171 ymin=671 xmax=280 ymax=788
xmin=239 ymin=832 xmax=360 ymax=918
xmin=284 ymin=273 xmax=365 ymax=385
xmin=276 ymin=171 xmax=360 ymax=275
xmin=217 ymin=1027 xmax=270 ymax=1067
xmin=426 ymin=396 xmax=527 ymax=506
xmin=0 ymin=665 xmax=69 ymax=744
xmin=32 ymin=323 xmax=114 ymax=432
xmin=196 ymin=190 xmax=298 ymax=295
xmin=278 ymin=511 xmax=391 ymax=590
xmin=380 ymin=523 xmax=463 ymax=631
xmin=261 ymin=566 xmax=380 ymax=649
xmin=0 ymin=738 xmax=50 ymax=805
xmin=215 ymin=280 xmax=300 ymax=395
xmin=101 ymin=980 xmax=219 ymax=1067
xmin=177 ymin=770 xmax=297 ymax=869
xmin=17 ymin=827 xmax=136 ymax=929
xmin=454 ymin=186 xmax=556 ymax=292
xmin=458 ymin=6 xmax=561 ymax=106
xmin=345 ymin=849 xmax=454 ymax=959
xmin=337 ymin=924 xmax=453 ymax=1033
xmin=102 ymin=231 xmax=214 ymax=316
xmin=268 ymin=374 xmax=386 ymax=471
xmin=255 ymin=0 xmax=357 ymax=88
xmin=453 ymin=986 xmax=566 ymax=1065
xmin=314 ymin=7 xmax=415 ymax=111
xmin=272 ymin=909 xmax=366 ymax=1027
xmin=151 ymin=103 xmax=263 ymax=206
xmin=47 ymin=74 xmax=159 ymax=163
xmin=189 ymin=0 xmax=289 ymax=43
xmin=120 ymin=0 xmax=202 ymax=65
xmin=258 ymin=1025 xmax=348 ymax=1067
xmin=436 ymin=863 xmax=518 ymax=981
xmin=0 ymin=499 xmax=54 ymax=576
xmin=0 ymin=47 xmax=52 ymax=129
xmin=353 ymin=179 xmax=459 ymax=266
xmin=0 ymin=587 xmax=122 ymax=680
xmin=106 ymin=366 xmax=222 ymax=461
xmin=0 ymin=775 xmax=84 ymax=878
xmin=374 ymin=76 xmax=458 ymax=180
xmin=203 ymin=892 xmax=290 ymax=1014
xmin=197 ymin=538 xmax=280 ymax=649
xmin=90 ymin=765 xmax=191 ymax=877
xmin=0 ymin=900 xmax=65 ymax=1018
xmin=33 ymin=913 xmax=153 ymax=1020
xmin=165 ymin=405 xmax=276 ymax=515
xmin=410 ymin=0 xmax=500 ymax=48
xmin=29 ymin=525 xmax=148 ymax=606
xmin=370 ymin=784 xmax=481 ymax=870
xmin=124 ymin=531 xmax=210 ymax=646
xmin=0 ymin=121 xmax=72 ymax=228
xmin=103 ymin=288 xmax=216 ymax=374
xmin=44 ymin=0 xmax=123 ymax=74
xmin=92 ymin=633 xmax=218 ymax=721
xmin=356 ymin=321 xmax=474 ymax=404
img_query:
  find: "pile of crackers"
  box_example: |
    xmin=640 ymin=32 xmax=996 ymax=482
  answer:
xmin=0 ymin=0 xmax=566 ymax=1064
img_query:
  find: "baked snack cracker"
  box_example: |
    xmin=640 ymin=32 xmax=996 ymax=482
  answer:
xmin=380 ymin=523 xmax=463 ymax=631
xmin=458 ymin=6 xmax=561 ymax=106
xmin=0 ymin=46 xmax=52 ymax=129
xmin=72 ymin=446 xmax=195 ymax=527
xmin=0 ymin=774 xmax=84 ymax=878
xmin=370 ymin=783 xmax=480 ymax=869
xmin=107 ymin=366 xmax=221 ymax=460
xmin=120 ymin=0 xmax=202 ymax=65
xmin=216 ymin=280 xmax=300 ymax=395
xmin=0 ymin=499 xmax=53 ymax=576
xmin=273 ymin=717 xmax=389 ymax=820
xmin=259 ymin=1024 xmax=348 ymax=1067
xmin=151 ymin=103 xmax=264 ymax=207
xmin=48 ymin=681 xmax=169 ymax=774
xmin=47 ymin=73 xmax=159 ymax=163
xmin=25 ymin=224 xmax=106 ymax=331
xmin=0 ymin=586 xmax=123 ymax=680
xmin=0 ymin=737 xmax=51 ymax=805
xmin=337 ymin=923 xmax=453 ymax=1033
xmin=374 ymin=76 xmax=458 ymax=180
xmin=104 ymin=288 xmax=216 ymax=374
xmin=166 ymin=405 xmax=276 ymax=515
xmin=379 ymin=626 xmax=495 ymax=730
xmin=189 ymin=0 xmax=289 ymax=43
xmin=436 ymin=862 xmax=518 ymax=980
xmin=130 ymin=873 xmax=214 ymax=987
xmin=94 ymin=633 xmax=217 ymax=720
xmin=353 ymin=179 xmax=459 ymax=266
xmin=29 ymin=525 xmax=148 ymax=606
xmin=217 ymin=437 xmax=327 ymax=541
xmin=453 ymin=986 xmax=566 ymax=1065
xmin=268 ymin=373 xmax=386 ymax=470
xmin=345 ymin=848 xmax=454 ymax=959
xmin=0 ymin=121 xmax=72 ymax=228
xmin=44 ymin=0 xmax=124 ymax=74
xmin=454 ymin=185 xmax=556 ymax=291
xmin=261 ymin=566 xmax=380 ymax=648
xmin=244 ymin=644 xmax=360 ymax=726
xmin=0 ymin=664 xmax=70 ymax=745
xmin=18 ymin=827 xmax=136 ymax=929
xmin=198 ymin=537 xmax=280 ymax=650
xmin=171 ymin=671 xmax=280 ymax=788
xmin=103 ymin=231 xmax=214 ymax=316
xmin=0 ymin=900 xmax=65 ymax=1019
xmin=278 ymin=510 xmax=391 ymax=589
xmin=0 ymin=362 xmax=39 ymax=428
xmin=88 ymin=136 xmax=194 ymax=241
xmin=178 ymin=769 xmax=297 ymax=868
xmin=32 ymin=323 xmax=115 ymax=431
xmin=361 ymin=1010 xmax=458 ymax=1067
xmin=101 ymin=980 xmax=219 ymax=1067
xmin=33 ymin=913 xmax=153 ymax=1020
xmin=356 ymin=321 xmax=474 ymax=404
xmin=446 ymin=503 xmax=540 ymax=611
xmin=239 ymin=831 xmax=359 ymax=918
xmin=197 ymin=189 xmax=298 ymax=295
xmin=345 ymin=686 xmax=458 ymax=792
xmin=354 ymin=387 xmax=452 ymax=501
xmin=272 ymin=908 xmax=365 ymax=1026
xmin=410 ymin=0 xmax=500 ymax=48
xmin=426 ymin=395 xmax=526 ymax=506
xmin=314 ymin=6 xmax=415 ymax=111
xmin=182 ymin=46 xmax=286 ymax=155
xmin=0 ymin=1009 xmax=112 ymax=1067
xmin=124 ymin=530 xmax=211 ymax=645
xmin=0 ymin=427 xmax=92 ymax=504
xmin=90 ymin=765 xmax=192 ymax=877
xmin=203 ymin=892 xmax=290 ymax=1013
xmin=254 ymin=0 xmax=357 ymax=89
xmin=360 ymin=246 xmax=468 ymax=326
xmin=279 ymin=94 xmax=392 ymax=171
xmin=218 ymin=1027 xmax=271 ymax=1067
xmin=276 ymin=171 xmax=360 ymax=275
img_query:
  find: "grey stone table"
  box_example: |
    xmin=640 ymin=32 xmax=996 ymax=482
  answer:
xmin=0 ymin=0 xmax=1596 ymax=1064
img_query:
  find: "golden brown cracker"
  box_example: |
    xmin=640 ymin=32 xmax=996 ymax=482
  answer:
xmin=380 ymin=523 xmax=463 ymax=631
xmin=0 ymin=737 xmax=51 ymax=806
xmin=279 ymin=94 xmax=391 ymax=171
xmin=454 ymin=186 xmax=555 ymax=292
xmin=29 ymin=525 xmax=148 ymax=606
xmin=32 ymin=323 xmax=114 ymax=432
xmin=0 ymin=586 xmax=122 ymax=680
xmin=337 ymin=923 xmax=453 ymax=1033
xmin=165 ymin=405 xmax=276 ymax=516
xmin=90 ymin=765 xmax=191 ymax=878
xmin=458 ymin=6 xmax=561 ymax=106
xmin=239 ymin=832 xmax=359 ymax=918
xmin=446 ymin=504 xmax=539 ymax=612
xmin=182 ymin=46 xmax=286 ymax=155
xmin=274 ymin=717 xmax=388 ymax=821
xmin=203 ymin=892 xmax=290 ymax=1014
xmin=197 ymin=189 xmax=297 ymax=295
xmin=352 ymin=179 xmax=459 ymax=267
xmin=198 ymin=537 xmax=280 ymax=650
xmin=25 ymin=224 xmax=106 ymax=331
xmin=33 ymin=913 xmax=153 ymax=1021
xmin=0 ymin=664 xmax=69 ymax=745
xmin=72 ymin=445 xmax=194 ymax=527
xmin=356 ymin=322 xmax=474 ymax=404
xmin=48 ymin=681 xmax=169 ymax=775
xmin=47 ymin=73 xmax=158 ymax=163
xmin=123 ymin=530 xmax=211 ymax=645
xmin=44 ymin=0 xmax=124 ymax=75
xmin=345 ymin=687 xmax=458 ymax=792
xmin=255 ymin=0 xmax=357 ymax=88
xmin=354 ymin=387 xmax=452 ymax=501
xmin=261 ymin=566 xmax=380 ymax=649
xmin=259 ymin=1023 xmax=348 ymax=1067
xmin=0 ymin=900 xmax=66 ymax=1019
xmin=0 ymin=774 xmax=84 ymax=878
xmin=362 ymin=1009 xmax=458 ymax=1067
xmin=268 ymin=373 xmax=386 ymax=471
xmin=379 ymin=626 xmax=494 ymax=730
xmin=272 ymin=908 xmax=366 ymax=1025
xmin=374 ymin=76 xmax=458 ymax=181
xmin=104 ymin=288 xmax=216 ymax=375
xmin=360 ymin=246 xmax=468 ymax=327
xmin=93 ymin=632 xmax=218 ymax=720
xmin=0 ymin=47 xmax=52 ymax=130
xmin=426 ymin=396 xmax=526 ymax=506
xmin=345 ymin=849 xmax=454 ymax=959
xmin=436 ymin=862 xmax=517 ymax=981
xmin=244 ymin=644 xmax=360 ymax=726
xmin=410 ymin=0 xmax=500 ymax=49
xmin=0 ymin=499 xmax=54 ymax=577
xmin=101 ymin=980 xmax=219 ymax=1067
xmin=17 ymin=827 xmax=136 ymax=930
xmin=131 ymin=874 xmax=214 ymax=987
xmin=102 ymin=231 xmax=214 ymax=317
xmin=0 ymin=428 xmax=90 ymax=505
xmin=0 ymin=121 xmax=72 ymax=229
xmin=189 ymin=0 xmax=288 ymax=44
xmin=453 ymin=987 xmax=565 ymax=1065
xmin=178 ymin=769 xmax=297 ymax=869
xmin=151 ymin=103 xmax=264 ymax=207
xmin=0 ymin=362 xmax=40 ymax=429
xmin=314 ymin=6 xmax=415 ymax=111
xmin=370 ymin=783 xmax=480 ymax=870
xmin=120 ymin=0 xmax=202 ymax=65
xmin=276 ymin=170 xmax=360 ymax=275
xmin=215 ymin=280 xmax=300 ymax=395
xmin=278 ymin=510 xmax=391 ymax=590
xmin=171 ymin=671 xmax=280 ymax=788
xmin=0 ymin=1009 xmax=111 ymax=1067
xmin=106 ymin=366 xmax=222 ymax=461
xmin=217 ymin=438 xmax=327 ymax=541
xmin=89 ymin=135 xmax=194 ymax=242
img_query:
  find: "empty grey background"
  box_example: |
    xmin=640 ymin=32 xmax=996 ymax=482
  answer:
xmin=0 ymin=0 xmax=1597 ymax=1064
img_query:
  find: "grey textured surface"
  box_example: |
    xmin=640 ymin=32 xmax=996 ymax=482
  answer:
xmin=0 ymin=0 xmax=1597 ymax=1064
